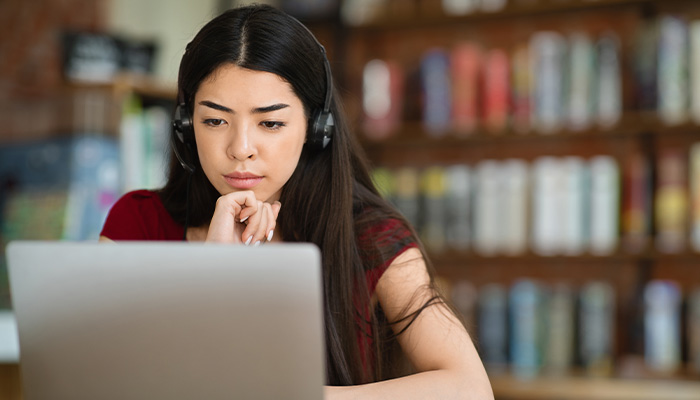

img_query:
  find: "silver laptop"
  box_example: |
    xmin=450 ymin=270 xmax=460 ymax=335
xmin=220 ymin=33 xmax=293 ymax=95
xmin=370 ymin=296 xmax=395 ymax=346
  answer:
xmin=7 ymin=241 xmax=325 ymax=400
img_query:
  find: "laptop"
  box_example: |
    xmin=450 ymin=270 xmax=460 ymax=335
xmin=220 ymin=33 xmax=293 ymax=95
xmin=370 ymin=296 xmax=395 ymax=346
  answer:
xmin=6 ymin=241 xmax=325 ymax=400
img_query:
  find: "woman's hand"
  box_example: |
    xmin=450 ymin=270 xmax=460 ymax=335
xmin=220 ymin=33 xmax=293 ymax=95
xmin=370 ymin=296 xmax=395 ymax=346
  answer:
xmin=206 ymin=190 xmax=281 ymax=244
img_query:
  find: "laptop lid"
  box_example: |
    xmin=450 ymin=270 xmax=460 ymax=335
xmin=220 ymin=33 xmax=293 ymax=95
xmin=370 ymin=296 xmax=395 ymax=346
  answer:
xmin=7 ymin=241 xmax=325 ymax=400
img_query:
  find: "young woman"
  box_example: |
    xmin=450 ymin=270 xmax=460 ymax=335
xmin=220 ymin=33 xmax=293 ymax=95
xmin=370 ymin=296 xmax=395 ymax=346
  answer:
xmin=100 ymin=4 xmax=493 ymax=399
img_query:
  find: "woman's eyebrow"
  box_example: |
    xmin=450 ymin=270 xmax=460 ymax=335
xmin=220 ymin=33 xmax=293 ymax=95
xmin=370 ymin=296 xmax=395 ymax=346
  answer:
xmin=199 ymin=100 xmax=233 ymax=113
xmin=252 ymin=103 xmax=289 ymax=114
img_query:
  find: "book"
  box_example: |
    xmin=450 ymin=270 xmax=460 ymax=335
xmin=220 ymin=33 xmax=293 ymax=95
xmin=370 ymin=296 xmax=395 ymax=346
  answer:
xmin=644 ymin=280 xmax=682 ymax=374
xmin=655 ymin=149 xmax=688 ymax=254
xmin=478 ymin=283 xmax=508 ymax=374
xmin=451 ymin=43 xmax=482 ymax=136
xmin=451 ymin=280 xmax=478 ymax=331
xmin=544 ymin=284 xmax=575 ymax=375
xmin=530 ymin=32 xmax=567 ymax=134
xmin=691 ymin=143 xmax=700 ymax=252
xmin=596 ymin=32 xmax=622 ymax=129
xmin=688 ymin=288 xmax=700 ymax=374
xmin=420 ymin=166 xmax=447 ymax=253
xmin=421 ymin=49 xmax=452 ymax=137
xmin=632 ymin=19 xmax=659 ymax=112
xmin=441 ymin=0 xmax=479 ymax=15
xmin=445 ymin=165 xmax=472 ymax=251
xmin=579 ymin=281 xmax=615 ymax=377
xmin=589 ymin=156 xmax=620 ymax=255
xmin=567 ymin=32 xmax=596 ymax=132
xmin=363 ymin=59 xmax=404 ymax=140
xmin=658 ymin=16 xmax=689 ymax=126
xmin=394 ymin=167 xmax=421 ymax=231
xmin=483 ymin=48 xmax=510 ymax=134
xmin=511 ymin=43 xmax=532 ymax=133
xmin=622 ymin=152 xmax=653 ymax=253
xmin=473 ymin=160 xmax=501 ymax=255
xmin=690 ymin=21 xmax=700 ymax=124
xmin=532 ymin=157 xmax=562 ymax=256
xmin=501 ymin=159 xmax=529 ymax=255
xmin=510 ymin=279 xmax=544 ymax=379
xmin=561 ymin=156 xmax=588 ymax=256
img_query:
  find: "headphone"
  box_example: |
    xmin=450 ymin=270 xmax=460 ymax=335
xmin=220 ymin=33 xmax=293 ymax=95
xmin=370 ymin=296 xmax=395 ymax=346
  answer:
xmin=171 ymin=17 xmax=335 ymax=174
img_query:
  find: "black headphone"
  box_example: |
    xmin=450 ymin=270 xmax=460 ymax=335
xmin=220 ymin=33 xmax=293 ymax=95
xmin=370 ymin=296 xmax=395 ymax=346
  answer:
xmin=171 ymin=18 xmax=335 ymax=174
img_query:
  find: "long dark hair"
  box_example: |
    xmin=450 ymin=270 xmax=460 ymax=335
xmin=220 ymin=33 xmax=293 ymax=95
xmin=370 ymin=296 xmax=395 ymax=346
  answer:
xmin=160 ymin=4 xmax=445 ymax=385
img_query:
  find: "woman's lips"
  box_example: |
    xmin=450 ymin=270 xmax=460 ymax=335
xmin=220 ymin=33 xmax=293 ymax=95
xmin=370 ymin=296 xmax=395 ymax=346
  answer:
xmin=224 ymin=173 xmax=263 ymax=190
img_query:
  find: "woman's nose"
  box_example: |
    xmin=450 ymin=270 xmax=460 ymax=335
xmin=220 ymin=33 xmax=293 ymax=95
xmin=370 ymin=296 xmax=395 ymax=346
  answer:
xmin=227 ymin=123 xmax=256 ymax=161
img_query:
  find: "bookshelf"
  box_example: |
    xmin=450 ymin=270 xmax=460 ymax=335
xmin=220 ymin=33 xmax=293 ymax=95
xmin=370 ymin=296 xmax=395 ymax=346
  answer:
xmin=341 ymin=0 xmax=700 ymax=397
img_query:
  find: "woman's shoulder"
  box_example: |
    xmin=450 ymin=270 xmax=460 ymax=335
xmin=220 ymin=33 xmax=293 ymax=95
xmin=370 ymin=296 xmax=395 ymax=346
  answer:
xmin=100 ymin=189 xmax=183 ymax=240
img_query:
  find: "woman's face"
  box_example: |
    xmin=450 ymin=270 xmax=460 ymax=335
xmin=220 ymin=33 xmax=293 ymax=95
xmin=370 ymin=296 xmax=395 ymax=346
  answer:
xmin=192 ymin=64 xmax=307 ymax=203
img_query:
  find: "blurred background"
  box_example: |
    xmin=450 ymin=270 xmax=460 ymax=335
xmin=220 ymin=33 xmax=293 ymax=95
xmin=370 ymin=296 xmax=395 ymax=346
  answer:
xmin=2 ymin=0 xmax=700 ymax=399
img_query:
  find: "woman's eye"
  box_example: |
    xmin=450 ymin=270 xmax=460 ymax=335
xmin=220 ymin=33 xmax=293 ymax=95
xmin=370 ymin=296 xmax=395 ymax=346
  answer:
xmin=261 ymin=121 xmax=285 ymax=130
xmin=203 ymin=119 xmax=225 ymax=127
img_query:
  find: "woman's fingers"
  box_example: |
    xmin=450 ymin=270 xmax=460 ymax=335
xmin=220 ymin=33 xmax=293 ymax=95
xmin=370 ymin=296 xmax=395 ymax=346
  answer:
xmin=241 ymin=200 xmax=267 ymax=245
xmin=206 ymin=191 xmax=258 ymax=243
xmin=206 ymin=191 xmax=282 ymax=244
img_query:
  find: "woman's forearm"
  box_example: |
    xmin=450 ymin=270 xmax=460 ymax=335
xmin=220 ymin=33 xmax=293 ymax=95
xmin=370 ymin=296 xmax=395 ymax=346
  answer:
xmin=324 ymin=369 xmax=494 ymax=400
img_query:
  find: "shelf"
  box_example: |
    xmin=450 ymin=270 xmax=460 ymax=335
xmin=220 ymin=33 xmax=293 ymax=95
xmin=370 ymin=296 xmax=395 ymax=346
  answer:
xmin=359 ymin=117 xmax=700 ymax=151
xmin=490 ymin=374 xmax=700 ymax=400
xmin=357 ymin=0 xmax=697 ymax=30
xmin=65 ymin=73 xmax=177 ymax=101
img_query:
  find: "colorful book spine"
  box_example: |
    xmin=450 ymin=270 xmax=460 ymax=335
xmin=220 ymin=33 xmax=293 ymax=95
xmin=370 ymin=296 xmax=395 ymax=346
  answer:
xmin=644 ymin=280 xmax=682 ymax=374
xmin=445 ymin=165 xmax=472 ymax=251
xmin=478 ymin=284 xmax=508 ymax=374
xmin=450 ymin=280 xmax=478 ymax=331
xmin=421 ymin=49 xmax=452 ymax=137
xmin=562 ymin=156 xmax=588 ymax=256
xmin=596 ymin=32 xmax=622 ymax=129
xmin=481 ymin=0 xmax=506 ymax=13
xmin=363 ymin=59 xmax=404 ymax=140
xmin=501 ymin=159 xmax=529 ymax=255
xmin=371 ymin=167 xmax=396 ymax=203
xmin=511 ymin=43 xmax=532 ymax=133
xmin=483 ymin=48 xmax=510 ymax=134
xmin=532 ymin=157 xmax=561 ymax=256
xmin=451 ymin=43 xmax=482 ymax=136
xmin=510 ymin=279 xmax=544 ymax=379
xmin=622 ymin=152 xmax=653 ymax=253
xmin=691 ymin=143 xmax=700 ymax=252
xmin=688 ymin=288 xmax=700 ymax=374
xmin=655 ymin=149 xmax=688 ymax=254
xmin=579 ymin=281 xmax=615 ymax=377
xmin=394 ymin=167 xmax=421 ymax=232
xmin=589 ymin=156 xmax=620 ymax=255
xmin=633 ymin=19 xmax=659 ymax=111
xmin=474 ymin=160 xmax=500 ymax=255
xmin=530 ymin=31 xmax=566 ymax=134
xmin=658 ymin=16 xmax=689 ymax=126
xmin=567 ymin=32 xmax=596 ymax=132
xmin=420 ymin=166 xmax=447 ymax=253
xmin=441 ymin=0 xmax=479 ymax=16
xmin=545 ymin=284 xmax=575 ymax=375
xmin=690 ymin=21 xmax=700 ymax=124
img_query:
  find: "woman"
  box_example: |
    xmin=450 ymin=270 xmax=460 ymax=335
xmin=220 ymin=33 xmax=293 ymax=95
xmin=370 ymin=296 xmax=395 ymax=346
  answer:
xmin=100 ymin=4 xmax=493 ymax=399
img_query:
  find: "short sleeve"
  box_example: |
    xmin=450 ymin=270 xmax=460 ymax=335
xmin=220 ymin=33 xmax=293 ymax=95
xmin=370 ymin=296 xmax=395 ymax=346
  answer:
xmin=360 ymin=217 xmax=418 ymax=295
xmin=100 ymin=190 xmax=183 ymax=241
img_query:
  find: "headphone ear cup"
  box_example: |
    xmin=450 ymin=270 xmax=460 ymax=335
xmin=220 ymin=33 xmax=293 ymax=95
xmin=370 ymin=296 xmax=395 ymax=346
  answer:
xmin=309 ymin=109 xmax=334 ymax=149
xmin=173 ymin=104 xmax=195 ymax=144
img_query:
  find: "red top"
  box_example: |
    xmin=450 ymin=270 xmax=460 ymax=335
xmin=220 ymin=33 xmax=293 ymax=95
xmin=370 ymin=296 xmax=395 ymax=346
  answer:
xmin=101 ymin=190 xmax=417 ymax=296
xmin=102 ymin=190 xmax=418 ymax=380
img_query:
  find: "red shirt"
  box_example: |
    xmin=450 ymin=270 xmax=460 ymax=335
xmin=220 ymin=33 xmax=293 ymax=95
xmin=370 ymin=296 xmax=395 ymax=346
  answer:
xmin=101 ymin=190 xmax=417 ymax=295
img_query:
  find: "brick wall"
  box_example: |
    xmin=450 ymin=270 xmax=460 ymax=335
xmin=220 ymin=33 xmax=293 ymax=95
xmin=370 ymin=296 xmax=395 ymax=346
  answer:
xmin=0 ymin=0 xmax=109 ymax=141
